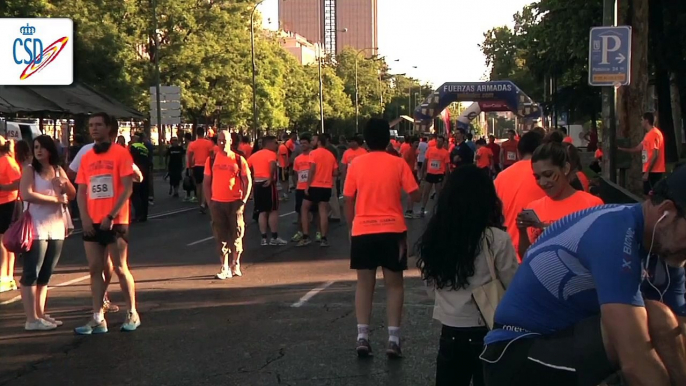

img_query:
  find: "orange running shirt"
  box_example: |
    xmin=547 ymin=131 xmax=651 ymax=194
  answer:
xmin=500 ymin=140 xmax=518 ymax=166
xmin=563 ymin=136 xmax=574 ymax=144
xmin=476 ymin=147 xmax=493 ymax=169
xmin=285 ymin=139 xmax=295 ymax=152
xmin=343 ymin=151 xmax=419 ymax=236
xmin=642 ymin=127 xmax=666 ymax=173
xmin=308 ymin=148 xmax=338 ymax=188
xmin=292 ymin=153 xmax=311 ymax=190
xmin=577 ymin=171 xmax=590 ymax=192
xmin=399 ymin=142 xmax=411 ymax=156
xmin=526 ymin=191 xmax=604 ymax=243
xmin=204 ymin=151 xmax=250 ymax=202
xmin=0 ymin=154 xmax=21 ymax=204
xmin=342 ymin=147 xmax=367 ymax=165
xmin=247 ymin=149 xmax=277 ymax=181
xmin=187 ymin=138 xmax=215 ymax=167
xmin=239 ymin=143 xmax=253 ymax=159
xmin=425 ymin=147 xmax=450 ymax=175
xmin=494 ymin=159 xmax=546 ymax=260
xmin=75 ymin=144 xmax=134 ymax=225
xmin=402 ymin=146 xmax=417 ymax=170
xmin=428 ymin=139 xmax=437 ymax=148
xmin=595 ymin=149 xmax=603 ymax=160
xmin=277 ymin=144 xmax=290 ymax=167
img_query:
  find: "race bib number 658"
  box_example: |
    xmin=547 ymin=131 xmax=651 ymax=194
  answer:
xmin=89 ymin=174 xmax=114 ymax=199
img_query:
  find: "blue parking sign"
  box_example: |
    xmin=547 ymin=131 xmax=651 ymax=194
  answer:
xmin=588 ymin=26 xmax=632 ymax=87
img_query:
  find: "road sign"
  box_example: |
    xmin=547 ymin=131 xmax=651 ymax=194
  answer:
xmin=150 ymin=85 xmax=182 ymax=125
xmin=589 ymin=26 xmax=632 ymax=86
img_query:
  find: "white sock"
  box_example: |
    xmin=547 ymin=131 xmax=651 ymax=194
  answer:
xmin=357 ymin=324 xmax=369 ymax=340
xmin=93 ymin=311 xmax=105 ymax=324
xmin=388 ymin=326 xmax=400 ymax=344
xmin=129 ymin=308 xmax=137 ymax=315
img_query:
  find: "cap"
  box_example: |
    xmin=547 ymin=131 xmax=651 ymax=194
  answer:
xmin=652 ymin=164 xmax=686 ymax=211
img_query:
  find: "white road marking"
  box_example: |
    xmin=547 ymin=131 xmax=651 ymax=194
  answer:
xmin=187 ymin=236 xmax=214 ymax=246
xmin=0 ymin=274 xmax=90 ymax=306
xmin=70 ymin=207 xmax=197 ymax=236
xmin=290 ymin=281 xmax=335 ymax=308
xmin=186 ymin=211 xmax=296 ymax=246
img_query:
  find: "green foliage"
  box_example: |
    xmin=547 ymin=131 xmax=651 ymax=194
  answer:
xmin=481 ymin=0 xmax=604 ymax=124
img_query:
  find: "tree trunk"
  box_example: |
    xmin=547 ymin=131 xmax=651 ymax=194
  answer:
xmin=617 ymin=0 xmax=650 ymax=195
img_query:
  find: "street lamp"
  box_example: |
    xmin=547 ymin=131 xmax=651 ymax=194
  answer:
xmin=250 ymin=0 xmax=267 ymax=139
xmin=354 ymin=47 xmax=378 ymax=132
xmin=408 ymin=65 xmax=418 ymax=134
xmin=151 ymin=0 xmax=162 ymax=142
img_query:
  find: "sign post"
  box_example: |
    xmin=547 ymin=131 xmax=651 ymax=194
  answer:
xmin=589 ymin=25 xmax=631 ymax=183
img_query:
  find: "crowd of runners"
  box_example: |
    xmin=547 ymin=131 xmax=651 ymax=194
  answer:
xmin=0 ymin=109 xmax=684 ymax=386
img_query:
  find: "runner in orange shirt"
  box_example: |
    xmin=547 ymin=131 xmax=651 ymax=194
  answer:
xmin=402 ymin=137 xmax=419 ymax=217
xmin=428 ymin=135 xmax=437 ymax=148
xmin=298 ymin=134 xmax=338 ymax=247
xmin=475 ymin=139 xmax=494 ymax=176
xmin=341 ymin=136 xmax=367 ymax=184
xmin=290 ymin=134 xmax=321 ymax=242
xmin=420 ymin=136 xmax=450 ymax=217
xmin=0 ymin=136 xmax=22 ymax=293
xmin=277 ymin=134 xmax=292 ymax=201
xmin=344 ymin=118 xmax=420 ymax=358
xmin=239 ymin=136 xmax=253 ymax=159
xmin=204 ymin=130 xmax=252 ymax=279
xmin=186 ymin=127 xmax=215 ymax=212
xmin=248 ymin=136 xmax=287 ymax=246
xmin=618 ymin=112 xmax=666 ymax=195
xmin=494 ymin=131 xmax=545 ymax=260
xmin=499 ymin=130 xmax=519 ymax=170
xmin=517 ymin=142 xmax=604 ymax=257
xmin=74 ymin=112 xmax=139 ymax=335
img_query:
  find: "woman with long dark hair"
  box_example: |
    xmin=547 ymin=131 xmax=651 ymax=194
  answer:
xmin=416 ymin=164 xmax=518 ymax=386
xmin=19 ymin=135 xmax=75 ymax=330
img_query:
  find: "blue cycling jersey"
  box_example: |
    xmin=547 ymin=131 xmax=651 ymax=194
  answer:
xmin=485 ymin=204 xmax=686 ymax=344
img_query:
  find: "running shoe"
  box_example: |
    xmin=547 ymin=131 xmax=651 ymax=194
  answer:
xmin=190 ymin=197 xmax=198 ymax=203
xmin=183 ymin=197 xmax=192 ymax=202
xmin=25 ymin=319 xmax=57 ymax=331
xmin=8 ymin=279 xmax=17 ymax=291
xmin=404 ymin=211 xmax=414 ymax=219
xmin=121 ymin=311 xmax=141 ymax=332
xmin=103 ymin=299 xmax=120 ymax=313
xmin=74 ymin=318 xmax=108 ymax=335
xmin=291 ymin=232 xmax=304 ymax=242
xmin=199 ymin=205 xmax=207 ymax=214
xmin=43 ymin=314 xmax=63 ymax=327
xmin=297 ymin=238 xmax=312 ymax=247
xmin=356 ymin=338 xmax=372 ymax=358
xmin=215 ymin=266 xmax=232 ymax=280
xmin=270 ymin=237 xmax=288 ymax=246
xmin=231 ymin=264 xmax=243 ymax=277
xmin=320 ymin=239 xmax=330 ymax=248
xmin=315 ymin=232 xmax=322 ymax=242
xmin=386 ymin=341 xmax=403 ymax=359
xmin=260 ymin=238 xmax=268 ymax=246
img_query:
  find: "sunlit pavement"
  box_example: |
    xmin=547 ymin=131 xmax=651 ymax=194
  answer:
xmin=0 ymin=177 xmax=440 ymax=386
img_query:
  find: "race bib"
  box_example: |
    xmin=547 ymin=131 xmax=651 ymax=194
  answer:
xmin=641 ymin=150 xmax=648 ymax=164
xmin=430 ymin=160 xmax=441 ymax=170
xmin=89 ymin=174 xmax=114 ymax=199
xmin=298 ymin=170 xmax=309 ymax=183
xmin=507 ymin=152 xmax=516 ymax=161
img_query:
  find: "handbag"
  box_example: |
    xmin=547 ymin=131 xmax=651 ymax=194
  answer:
xmin=2 ymin=203 xmax=34 ymax=254
xmin=471 ymin=236 xmax=505 ymax=330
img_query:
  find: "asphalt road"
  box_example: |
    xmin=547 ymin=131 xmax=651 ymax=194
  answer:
xmin=0 ymin=175 xmax=441 ymax=386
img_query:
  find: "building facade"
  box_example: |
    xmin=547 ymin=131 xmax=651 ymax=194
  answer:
xmin=278 ymin=0 xmax=378 ymax=57
xmin=276 ymin=31 xmax=318 ymax=65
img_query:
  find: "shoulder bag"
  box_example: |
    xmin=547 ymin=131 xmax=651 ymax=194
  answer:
xmin=471 ymin=235 xmax=505 ymax=330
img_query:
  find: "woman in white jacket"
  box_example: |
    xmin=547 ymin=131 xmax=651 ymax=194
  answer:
xmin=416 ymin=164 xmax=518 ymax=386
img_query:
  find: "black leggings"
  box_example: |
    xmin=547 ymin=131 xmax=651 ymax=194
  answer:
xmin=436 ymin=325 xmax=488 ymax=386
xmin=20 ymin=239 xmax=64 ymax=286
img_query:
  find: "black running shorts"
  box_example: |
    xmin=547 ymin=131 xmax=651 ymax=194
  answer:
xmin=295 ymin=190 xmax=318 ymax=214
xmin=254 ymin=182 xmax=278 ymax=213
xmin=481 ymin=316 xmax=616 ymax=386
xmin=425 ymin=173 xmax=444 ymax=184
xmin=82 ymin=224 xmax=129 ymax=246
xmin=304 ymin=187 xmax=331 ymax=204
xmin=192 ymin=166 xmax=205 ymax=184
xmin=350 ymin=231 xmax=408 ymax=272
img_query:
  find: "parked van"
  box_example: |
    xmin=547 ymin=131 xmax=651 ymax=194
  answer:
xmin=0 ymin=119 xmax=41 ymax=143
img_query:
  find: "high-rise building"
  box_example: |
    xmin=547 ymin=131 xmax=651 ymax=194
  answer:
xmin=278 ymin=0 xmax=378 ymax=57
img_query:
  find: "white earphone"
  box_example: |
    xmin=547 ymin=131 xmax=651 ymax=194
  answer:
xmin=643 ymin=210 xmax=671 ymax=302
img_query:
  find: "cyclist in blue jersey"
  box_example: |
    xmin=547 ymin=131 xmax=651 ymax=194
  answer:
xmin=481 ymin=165 xmax=686 ymax=386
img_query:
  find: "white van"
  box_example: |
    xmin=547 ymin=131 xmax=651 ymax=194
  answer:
xmin=0 ymin=119 xmax=41 ymax=143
